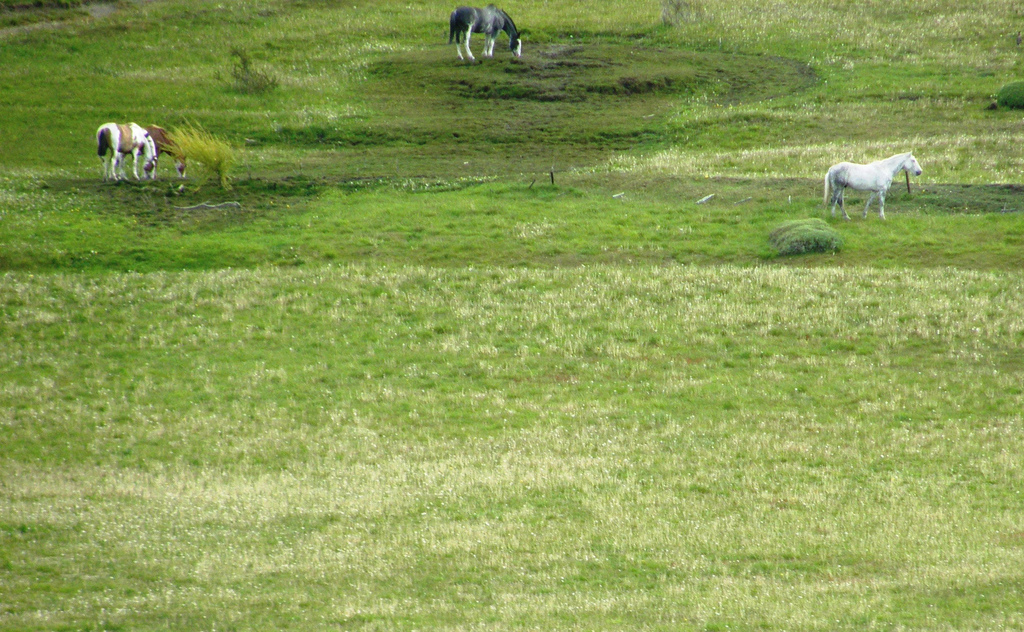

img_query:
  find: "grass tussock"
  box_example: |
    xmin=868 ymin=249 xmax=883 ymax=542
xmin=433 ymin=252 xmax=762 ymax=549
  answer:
xmin=997 ymin=81 xmax=1024 ymax=109
xmin=170 ymin=124 xmax=235 ymax=189
xmin=769 ymin=218 xmax=842 ymax=256
xmin=229 ymin=48 xmax=279 ymax=95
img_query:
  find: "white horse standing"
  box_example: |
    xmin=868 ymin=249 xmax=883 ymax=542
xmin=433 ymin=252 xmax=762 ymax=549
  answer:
xmin=96 ymin=122 xmax=157 ymax=181
xmin=824 ymin=152 xmax=922 ymax=220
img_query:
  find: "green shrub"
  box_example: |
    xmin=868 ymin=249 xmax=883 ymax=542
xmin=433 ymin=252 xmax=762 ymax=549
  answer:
xmin=171 ymin=124 xmax=236 ymax=189
xmin=996 ymin=81 xmax=1024 ymax=109
xmin=769 ymin=218 xmax=843 ymax=256
xmin=229 ymin=49 xmax=279 ymax=95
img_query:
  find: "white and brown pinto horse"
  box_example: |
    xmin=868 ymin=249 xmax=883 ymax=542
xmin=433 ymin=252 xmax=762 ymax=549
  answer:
xmin=824 ymin=152 xmax=922 ymax=220
xmin=143 ymin=125 xmax=187 ymax=179
xmin=96 ymin=122 xmax=157 ymax=181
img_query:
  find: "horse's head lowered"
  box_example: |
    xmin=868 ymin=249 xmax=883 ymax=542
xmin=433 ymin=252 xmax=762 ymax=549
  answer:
xmin=903 ymin=153 xmax=923 ymax=176
xmin=141 ymin=134 xmax=158 ymax=180
xmin=510 ymin=32 xmax=522 ymax=57
xmin=499 ymin=7 xmax=522 ymax=57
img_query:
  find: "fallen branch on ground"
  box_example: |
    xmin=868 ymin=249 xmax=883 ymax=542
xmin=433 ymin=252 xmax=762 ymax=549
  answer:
xmin=173 ymin=201 xmax=242 ymax=211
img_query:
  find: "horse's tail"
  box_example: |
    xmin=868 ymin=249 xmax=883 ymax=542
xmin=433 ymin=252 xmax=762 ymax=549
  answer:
xmin=823 ymin=168 xmax=831 ymax=207
xmin=448 ymin=11 xmax=458 ymax=44
xmin=97 ymin=126 xmax=111 ymax=157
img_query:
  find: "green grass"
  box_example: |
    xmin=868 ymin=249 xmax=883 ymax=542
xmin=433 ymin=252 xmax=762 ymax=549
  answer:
xmin=3 ymin=176 xmax=1023 ymax=271
xmin=3 ymin=0 xmax=1024 ymax=629
xmin=2 ymin=265 xmax=1024 ymax=630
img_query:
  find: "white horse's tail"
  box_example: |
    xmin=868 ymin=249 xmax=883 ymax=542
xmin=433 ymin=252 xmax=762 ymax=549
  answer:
xmin=823 ymin=168 xmax=831 ymax=207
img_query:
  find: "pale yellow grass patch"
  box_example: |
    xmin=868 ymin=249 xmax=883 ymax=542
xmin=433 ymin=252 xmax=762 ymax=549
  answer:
xmin=611 ymin=133 xmax=1024 ymax=183
xmin=675 ymin=0 xmax=1022 ymax=69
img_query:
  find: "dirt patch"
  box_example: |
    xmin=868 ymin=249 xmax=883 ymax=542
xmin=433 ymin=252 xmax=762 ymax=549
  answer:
xmin=0 ymin=0 xmax=148 ymax=38
xmin=86 ymin=3 xmax=116 ymax=19
xmin=373 ymin=43 xmax=817 ymax=105
xmin=265 ymin=43 xmax=818 ymax=176
xmin=913 ymin=184 xmax=1024 ymax=214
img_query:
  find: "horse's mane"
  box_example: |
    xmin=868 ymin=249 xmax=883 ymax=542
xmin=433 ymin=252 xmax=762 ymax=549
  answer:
xmin=498 ymin=8 xmax=517 ymax=36
xmin=873 ymin=152 xmax=912 ymax=167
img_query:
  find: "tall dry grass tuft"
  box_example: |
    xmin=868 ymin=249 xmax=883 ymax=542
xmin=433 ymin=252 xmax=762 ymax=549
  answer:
xmin=170 ymin=124 xmax=236 ymax=189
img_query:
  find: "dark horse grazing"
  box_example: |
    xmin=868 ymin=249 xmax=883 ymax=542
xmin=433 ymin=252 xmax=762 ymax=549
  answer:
xmin=449 ymin=5 xmax=521 ymax=61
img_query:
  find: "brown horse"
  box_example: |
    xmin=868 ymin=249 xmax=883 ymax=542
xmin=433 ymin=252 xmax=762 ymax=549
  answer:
xmin=144 ymin=126 xmax=187 ymax=179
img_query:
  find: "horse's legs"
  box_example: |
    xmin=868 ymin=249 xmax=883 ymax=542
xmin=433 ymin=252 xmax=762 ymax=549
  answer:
xmin=102 ymin=150 xmax=119 ymax=181
xmin=835 ymin=188 xmax=850 ymax=220
xmin=130 ymin=148 xmax=141 ymax=180
xmin=118 ymin=152 xmax=129 ymax=180
xmin=463 ymin=30 xmax=475 ymax=61
xmin=484 ymin=34 xmax=495 ymax=57
xmin=863 ymin=192 xmax=880 ymax=219
xmin=877 ymin=191 xmax=886 ymax=220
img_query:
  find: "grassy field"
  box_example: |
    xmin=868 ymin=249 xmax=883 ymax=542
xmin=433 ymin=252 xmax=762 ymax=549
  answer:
xmin=4 ymin=265 xmax=1024 ymax=630
xmin=2 ymin=0 xmax=1024 ymax=630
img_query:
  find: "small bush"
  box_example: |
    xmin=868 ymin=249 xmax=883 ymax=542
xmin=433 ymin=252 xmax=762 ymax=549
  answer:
xmin=996 ymin=81 xmax=1024 ymax=109
xmin=229 ymin=48 xmax=278 ymax=95
xmin=769 ymin=218 xmax=843 ymax=256
xmin=171 ymin=124 xmax=235 ymax=189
